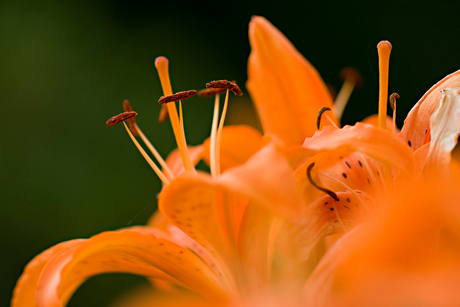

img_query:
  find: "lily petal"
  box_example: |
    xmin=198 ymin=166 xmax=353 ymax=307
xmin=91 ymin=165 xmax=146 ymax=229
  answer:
xmin=11 ymin=240 xmax=84 ymax=307
xmin=202 ymin=125 xmax=264 ymax=173
xmin=13 ymin=228 xmax=229 ymax=307
xmin=247 ymin=16 xmax=337 ymax=146
xmin=277 ymin=190 xmax=375 ymax=263
xmin=218 ymin=142 xmax=304 ymax=216
xmin=426 ymin=88 xmax=460 ymax=167
xmin=302 ymin=123 xmax=415 ymax=176
xmin=165 ymin=145 xmax=204 ymax=177
xmin=237 ymin=204 xmax=277 ymax=292
xmin=400 ymin=69 xmax=460 ymax=151
xmin=159 ymin=172 xmax=247 ymax=292
xmin=303 ymin=175 xmax=450 ymax=307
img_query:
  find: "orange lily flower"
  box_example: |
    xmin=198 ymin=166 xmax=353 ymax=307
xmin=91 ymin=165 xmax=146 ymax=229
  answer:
xmin=12 ymin=14 xmax=460 ymax=307
xmin=11 ymin=32 xmax=304 ymax=306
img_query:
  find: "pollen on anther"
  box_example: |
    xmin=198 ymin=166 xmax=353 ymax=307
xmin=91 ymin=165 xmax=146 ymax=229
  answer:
xmin=198 ymin=88 xmax=227 ymax=97
xmin=206 ymin=80 xmax=243 ymax=96
xmin=158 ymin=90 xmax=198 ymax=104
xmin=106 ymin=111 xmax=137 ymax=127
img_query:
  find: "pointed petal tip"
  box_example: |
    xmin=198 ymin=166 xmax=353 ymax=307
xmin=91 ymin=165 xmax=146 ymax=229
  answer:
xmin=249 ymin=16 xmax=276 ymax=38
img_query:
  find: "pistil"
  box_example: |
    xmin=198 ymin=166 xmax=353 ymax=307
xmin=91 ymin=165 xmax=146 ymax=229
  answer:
xmin=155 ymin=57 xmax=195 ymax=173
xmin=123 ymin=100 xmax=174 ymax=180
xmin=377 ymin=41 xmax=392 ymax=130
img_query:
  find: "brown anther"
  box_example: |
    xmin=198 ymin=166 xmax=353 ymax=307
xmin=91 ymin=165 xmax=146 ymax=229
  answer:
xmin=106 ymin=111 xmax=137 ymax=127
xmin=340 ymin=67 xmax=363 ymax=90
xmin=206 ymin=80 xmax=243 ymax=96
xmin=158 ymin=90 xmax=198 ymax=105
xmin=390 ymin=92 xmax=400 ymax=110
xmin=122 ymin=100 xmax=139 ymax=136
xmin=197 ymin=88 xmax=227 ymax=97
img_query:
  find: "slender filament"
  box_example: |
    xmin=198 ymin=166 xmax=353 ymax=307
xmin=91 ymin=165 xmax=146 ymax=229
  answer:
xmin=134 ymin=123 xmax=174 ymax=180
xmin=210 ymin=94 xmax=220 ymax=178
xmin=123 ymin=123 xmax=170 ymax=185
xmin=215 ymin=89 xmax=230 ymax=177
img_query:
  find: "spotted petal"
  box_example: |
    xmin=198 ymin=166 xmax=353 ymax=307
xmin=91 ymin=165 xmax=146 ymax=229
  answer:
xmin=303 ymin=123 xmax=415 ymax=176
xmin=12 ymin=228 xmax=229 ymax=307
xmin=202 ymin=125 xmax=264 ymax=173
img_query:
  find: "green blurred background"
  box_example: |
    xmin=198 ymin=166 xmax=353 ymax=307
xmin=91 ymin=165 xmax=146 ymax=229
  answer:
xmin=2 ymin=0 xmax=460 ymax=305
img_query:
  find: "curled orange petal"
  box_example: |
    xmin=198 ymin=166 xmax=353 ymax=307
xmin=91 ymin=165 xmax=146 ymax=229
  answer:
xmin=400 ymin=69 xmax=460 ymax=151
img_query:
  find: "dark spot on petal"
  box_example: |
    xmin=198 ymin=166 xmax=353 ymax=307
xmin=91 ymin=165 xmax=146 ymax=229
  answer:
xmin=342 ymin=173 xmax=347 ymax=178
xmin=355 ymin=203 xmax=359 ymax=207
xmin=344 ymin=205 xmax=351 ymax=210
xmin=377 ymin=171 xmax=380 ymax=176
xmin=339 ymin=156 xmax=343 ymax=159
xmin=330 ymin=208 xmax=334 ymax=211
xmin=358 ymin=160 xmax=362 ymax=167
xmin=367 ymin=178 xmax=371 ymax=184
xmin=346 ymin=198 xmax=351 ymax=202
xmin=408 ymin=140 xmax=412 ymax=147
xmin=324 ymin=202 xmax=328 ymax=206
xmin=345 ymin=161 xmax=351 ymax=169
xmin=425 ymin=130 xmax=428 ymax=134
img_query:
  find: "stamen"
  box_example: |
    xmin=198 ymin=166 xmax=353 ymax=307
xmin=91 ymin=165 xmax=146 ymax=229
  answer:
xmin=210 ymin=94 xmax=220 ymax=179
xmin=377 ymin=41 xmax=392 ymax=130
xmin=158 ymin=90 xmax=197 ymax=105
xmin=122 ymin=100 xmax=139 ymax=136
xmin=334 ymin=67 xmax=363 ymax=119
xmin=306 ymin=163 xmax=339 ymax=201
xmin=317 ymin=107 xmax=332 ymax=130
xmin=106 ymin=111 xmax=137 ymax=127
xmin=390 ymin=92 xmax=400 ymax=135
xmin=123 ymin=122 xmax=170 ymax=185
xmin=206 ymin=80 xmax=243 ymax=96
xmin=134 ymin=124 xmax=175 ymax=180
xmin=122 ymin=100 xmax=174 ymax=179
xmin=154 ymin=56 xmax=195 ymax=173
xmin=215 ymin=89 xmax=230 ymax=177
xmin=198 ymin=88 xmax=227 ymax=97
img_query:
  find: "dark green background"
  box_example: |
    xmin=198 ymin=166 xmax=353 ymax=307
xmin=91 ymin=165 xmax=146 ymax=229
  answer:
xmin=2 ymin=0 xmax=460 ymax=306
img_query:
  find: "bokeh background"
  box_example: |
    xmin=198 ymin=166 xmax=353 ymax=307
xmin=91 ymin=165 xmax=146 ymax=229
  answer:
xmin=2 ymin=0 xmax=460 ymax=306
